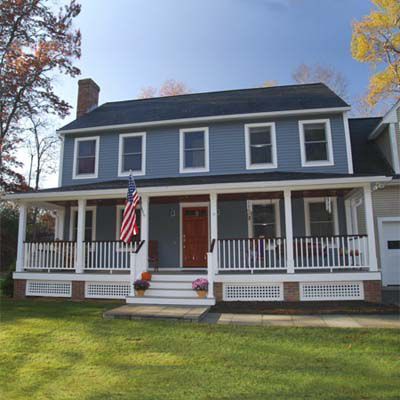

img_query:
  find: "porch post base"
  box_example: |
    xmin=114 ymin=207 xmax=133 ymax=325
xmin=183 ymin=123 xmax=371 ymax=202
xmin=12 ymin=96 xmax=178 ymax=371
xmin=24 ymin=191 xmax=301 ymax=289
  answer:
xmin=14 ymin=279 xmax=27 ymax=300
xmin=71 ymin=281 xmax=85 ymax=301
xmin=214 ymin=282 xmax=223 ymax=302
xmin=283 ymin=282 xmax=300 ymax=302
xmin=363 ymin=280 xmax=382 ymax=304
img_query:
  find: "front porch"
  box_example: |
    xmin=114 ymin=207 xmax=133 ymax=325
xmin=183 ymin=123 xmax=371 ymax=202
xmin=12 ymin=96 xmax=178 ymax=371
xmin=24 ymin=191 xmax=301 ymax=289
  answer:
xmin=11 ymin=178 xmax=382 ymax=304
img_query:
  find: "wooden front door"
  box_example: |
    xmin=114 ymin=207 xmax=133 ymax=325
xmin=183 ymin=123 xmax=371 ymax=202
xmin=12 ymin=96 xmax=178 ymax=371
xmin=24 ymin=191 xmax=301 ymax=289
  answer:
xmin=182 ymin=207 xmax=208 ymax=267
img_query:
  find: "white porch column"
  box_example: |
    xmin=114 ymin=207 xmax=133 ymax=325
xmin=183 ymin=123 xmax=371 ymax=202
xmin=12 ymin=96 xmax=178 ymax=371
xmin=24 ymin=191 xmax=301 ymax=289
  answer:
xmin=284 ymin=189 xmax=295 ymax=274
xmin=16 ymin=203 xmax=28 ymax=272
xmin=140 ymin=195 xmax=149 ymax=271
xmin=75 ymin=199 xmax=86 ymax=273
xmin=57 ymin=209 xmax=65 ymax=240
xmin=363 ymin=184 xmax=378 ymax=271
xmin=209 ymin=193 xmax=218 ymax=240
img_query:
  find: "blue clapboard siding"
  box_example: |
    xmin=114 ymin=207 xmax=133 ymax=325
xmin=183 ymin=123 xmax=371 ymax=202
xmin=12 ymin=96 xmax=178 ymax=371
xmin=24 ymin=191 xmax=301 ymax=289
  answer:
xmin=61 ymin=114 xmax=349 ymax=186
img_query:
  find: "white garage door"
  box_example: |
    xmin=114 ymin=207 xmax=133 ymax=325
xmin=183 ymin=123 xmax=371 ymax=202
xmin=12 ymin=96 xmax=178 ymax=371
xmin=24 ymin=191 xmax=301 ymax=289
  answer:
xmin=380 ymin=219 xmax=400 ymax=286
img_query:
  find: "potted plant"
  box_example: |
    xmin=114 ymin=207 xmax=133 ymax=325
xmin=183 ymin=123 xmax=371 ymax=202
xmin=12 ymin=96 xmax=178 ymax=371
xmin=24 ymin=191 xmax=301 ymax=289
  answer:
xmin=141 ymin=271 xmax=152 ymax=281
xmin=134 ymin=279 xmax=150 ymax=297
xmin=192 ymin=278 xmax=209 ymax=298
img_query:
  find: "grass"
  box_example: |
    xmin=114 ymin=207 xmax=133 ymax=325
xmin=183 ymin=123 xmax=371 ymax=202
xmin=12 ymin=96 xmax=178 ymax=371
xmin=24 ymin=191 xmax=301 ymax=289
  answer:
xmin=0 ymin=299 xmax=399 ymax=400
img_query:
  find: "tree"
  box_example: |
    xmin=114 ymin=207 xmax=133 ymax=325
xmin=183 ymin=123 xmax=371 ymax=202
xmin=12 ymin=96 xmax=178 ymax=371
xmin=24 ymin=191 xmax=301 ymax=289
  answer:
xmin=261 ymin=80 xmax=279 ymax=87
xmin=26 ymin=116 xmax=60 ymax=191
xmin=0 ymin=0 xmax=81 ymax=189
xmin=351 ymin=0 xmax=400 ymax=106
xmin=138 ymin=79 xmax=191 ymax=98
xmin=292 ymin=64 xmax=349 ymax=100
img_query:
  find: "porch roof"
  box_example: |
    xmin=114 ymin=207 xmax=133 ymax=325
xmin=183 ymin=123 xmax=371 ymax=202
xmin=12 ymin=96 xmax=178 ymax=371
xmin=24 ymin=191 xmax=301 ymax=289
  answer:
xmin=4 ymin=171 xmax=392 ymax=201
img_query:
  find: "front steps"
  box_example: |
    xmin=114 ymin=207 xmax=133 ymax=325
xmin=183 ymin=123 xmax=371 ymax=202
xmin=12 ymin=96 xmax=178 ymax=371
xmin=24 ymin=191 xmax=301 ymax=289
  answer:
xmin=126 ymin=272 xmax=216 ymax=306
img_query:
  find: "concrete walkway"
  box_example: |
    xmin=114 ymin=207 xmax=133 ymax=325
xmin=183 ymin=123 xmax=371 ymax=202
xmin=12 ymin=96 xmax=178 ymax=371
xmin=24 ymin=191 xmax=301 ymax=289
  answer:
xmin=202 ymin=313 xmax=400 ymax=328
xmin=104 ymin=305 xmax=400 ymax=328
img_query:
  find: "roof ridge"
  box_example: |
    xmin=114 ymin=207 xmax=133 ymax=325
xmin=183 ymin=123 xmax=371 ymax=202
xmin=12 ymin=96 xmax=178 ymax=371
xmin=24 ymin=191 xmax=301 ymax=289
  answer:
xmin=100 ymin=82 xmax=328 ymax=107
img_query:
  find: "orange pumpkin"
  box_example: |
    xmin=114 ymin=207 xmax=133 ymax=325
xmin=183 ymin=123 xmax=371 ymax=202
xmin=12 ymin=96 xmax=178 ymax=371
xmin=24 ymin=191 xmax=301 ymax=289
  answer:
xmin=141 ymin=272 xmax=152 ymax=281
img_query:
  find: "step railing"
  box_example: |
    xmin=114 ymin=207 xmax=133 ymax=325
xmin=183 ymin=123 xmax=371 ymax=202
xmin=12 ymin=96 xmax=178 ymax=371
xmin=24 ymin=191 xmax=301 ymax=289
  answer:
xmin=129 ymin=240 xmax=146 ymax=296
xmin=23 ymin=241 xmax=76 ymax=271
xmin=217 ymin=238 xmax=287 ymax=273
xmin=206 ymin=239 xmax=217 ymax=298
xmin=293 ymin=235 xmax=369 ymax=270
xmin=83 ymin=240 xmax=140 ymax=271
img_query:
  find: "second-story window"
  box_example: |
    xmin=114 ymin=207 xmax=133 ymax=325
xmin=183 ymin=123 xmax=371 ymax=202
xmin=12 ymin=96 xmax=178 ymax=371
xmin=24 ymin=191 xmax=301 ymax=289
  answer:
xmin=73 ymin=136 xmax=99 ymax=179
xmin=299 ymin=119 xmax=334 ymax=166
xmin=179 ymin=127 xmax=209 ymax=173
xmin=118 ymin=132 xmax=146 ymax=176
xmin=245 ymin=123 xmax=277 ymax=169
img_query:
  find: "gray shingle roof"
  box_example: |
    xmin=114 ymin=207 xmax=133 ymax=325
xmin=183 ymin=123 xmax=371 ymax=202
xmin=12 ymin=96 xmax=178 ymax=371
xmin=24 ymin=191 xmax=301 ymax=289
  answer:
xmin=59 ymin=83 xmax=349 ymax=131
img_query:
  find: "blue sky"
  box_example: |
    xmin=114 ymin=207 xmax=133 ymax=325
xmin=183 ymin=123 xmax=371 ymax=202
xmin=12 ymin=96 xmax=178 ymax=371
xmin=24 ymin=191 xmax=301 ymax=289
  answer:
xmin=57 ymin=0 xmax=374 ymax=124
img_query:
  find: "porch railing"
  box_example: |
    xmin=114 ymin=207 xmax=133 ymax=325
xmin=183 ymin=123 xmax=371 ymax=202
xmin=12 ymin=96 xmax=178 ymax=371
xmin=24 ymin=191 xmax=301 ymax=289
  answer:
xmin=293 ymin=234 xmax=369 ymax=270
xmin=217 ymin=238 xmax=287 ymax=272
xmin=83 ymin=240 xmax=140 ymax=271
xmin=24 ymin=241 xmax=76 ymax=271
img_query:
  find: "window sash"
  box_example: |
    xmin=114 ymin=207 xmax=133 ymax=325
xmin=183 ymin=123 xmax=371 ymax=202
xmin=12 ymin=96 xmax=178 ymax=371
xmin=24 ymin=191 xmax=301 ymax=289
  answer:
xmin=122 ymin=137 xmax=142 ymax=172
xmin=76 ymin=140 xmax=97 ymax=175
xmin=302 ymin=122 xmax=330 ymax=163
xmin=183 ymin=132 xmax=205 ymax=168
xmin=252 ymin=204 xmax=277 ymax=238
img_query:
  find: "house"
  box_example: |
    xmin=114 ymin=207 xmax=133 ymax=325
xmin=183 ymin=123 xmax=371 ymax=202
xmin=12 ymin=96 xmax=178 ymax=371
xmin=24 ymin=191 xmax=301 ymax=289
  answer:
xmin=348 ymin=101 xmax=400 ymax=288
xmin=6 ymin=79 xmax=396 ymax=305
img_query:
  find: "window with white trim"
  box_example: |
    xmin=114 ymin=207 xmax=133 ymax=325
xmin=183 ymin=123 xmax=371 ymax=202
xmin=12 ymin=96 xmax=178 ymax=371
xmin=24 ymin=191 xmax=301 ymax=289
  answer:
xmin=179 ymin=128 xmax=209 ymax=172
xmin=304 ymin=198 xmax=338 ymax=237
xmin=248 ymin=200 xmax=281 ymax=238
xmin=299 ymin=119 xmax=333 ymax=166
xmin=73 ymin=137 xmax=99 ymax=178
xmin=245 ymin=123 xmax=277 ymax=169
xmin=70 ymin=207 xmax=96 ymax=241
xmin=118 ymin=132 xmax=146 ymax=176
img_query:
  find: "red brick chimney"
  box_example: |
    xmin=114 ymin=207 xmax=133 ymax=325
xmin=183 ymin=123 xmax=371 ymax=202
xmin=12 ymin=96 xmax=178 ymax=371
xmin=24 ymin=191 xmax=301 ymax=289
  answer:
xmin=76 ymin=78 xmax=100 ymax=118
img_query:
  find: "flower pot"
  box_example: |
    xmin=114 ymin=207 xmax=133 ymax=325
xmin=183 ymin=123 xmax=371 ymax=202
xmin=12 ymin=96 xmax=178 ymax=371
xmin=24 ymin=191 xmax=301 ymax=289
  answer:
xmin=135 ymin=289 xmax=146 ymax=297
xmin=196 ymin=290 xmax=207 ymax=298
xmin=141 ymin=272 xmax=152 ymax=281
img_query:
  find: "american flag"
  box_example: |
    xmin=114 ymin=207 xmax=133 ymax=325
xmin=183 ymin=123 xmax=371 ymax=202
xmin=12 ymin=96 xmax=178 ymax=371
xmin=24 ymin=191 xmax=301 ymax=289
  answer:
xmin=120 ymin=174 xmax=140 ymax=243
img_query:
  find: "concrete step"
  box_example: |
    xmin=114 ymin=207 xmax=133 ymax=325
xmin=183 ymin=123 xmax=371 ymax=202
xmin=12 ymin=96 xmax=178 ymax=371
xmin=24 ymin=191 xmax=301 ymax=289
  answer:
xmin=149 ymin=281 xmax=193 ymax=290
xmin=126 ymin=296 xmax=215 ymax=306
xmin=146 ymin=289 xmax=198 ymax=298
xmin=150 ymin=274 xmax=202 ymax=282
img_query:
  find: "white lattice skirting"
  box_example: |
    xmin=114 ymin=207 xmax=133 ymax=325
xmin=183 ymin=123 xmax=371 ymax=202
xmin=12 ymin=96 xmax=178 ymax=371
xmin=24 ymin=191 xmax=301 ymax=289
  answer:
xmin=85 ymin=282 xmax=130 ymax=299
xmin=223 ymin=283 xmax=283 ymax=301
xmin=300 ymin=282 xmax=364 ymax=301
xmin=26 ymin=280 xmax=72 ymax=297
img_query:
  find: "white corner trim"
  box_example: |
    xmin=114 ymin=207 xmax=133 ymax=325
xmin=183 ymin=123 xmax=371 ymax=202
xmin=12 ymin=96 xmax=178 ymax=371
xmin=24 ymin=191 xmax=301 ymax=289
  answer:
xmin=389 ymin=123 xmax=400 ymax=174
xmin=117 ymin=132 xmax=146 ymax=177
xmin=304 ymin=196 xmax=339 ymax=236
xmin=244 ymin=122 xmax=278 ymax=170
xmin=299 ymin=119 xmax=334 ymax=167
xmin=69 ymin=205 xmax=97 ymax=241
xmin=179 ymin=127 xmax=210 ymax=173
xmin=57 ymin=135 xmax=64 ymax=187
xmin=247 ymin=199 xmax=281 ymax=237
xmin=72 ymin=136 xmax=100 ymax=180
xmin=343 ymin=112 xmax=354 ymax=174
xmin=115 ymin=204 xmax=125 ymax=240
xmin=58 ymin=107 xmax=351 ymax=135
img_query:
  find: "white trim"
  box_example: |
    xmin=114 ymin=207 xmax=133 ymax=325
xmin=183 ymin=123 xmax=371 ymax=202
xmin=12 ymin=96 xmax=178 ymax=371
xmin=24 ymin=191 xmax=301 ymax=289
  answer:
xmin=299 ymin=119 xmax=334 ymax=167
xmin=179 ymin=127 xmax=210 ymax=173
xmin=244 ymin=122 xmax=277 ymax=169
xmin=118 ymin=132 xmax=146 ymax=176
xmin=343 ymin=112 xmax=354 ymax=174
xmin=4 ymin=176 xmax=392 ymax=201
xmin=299 ymin=281 xmax=364 ymax=301
xmin=389 ymin=123 xmax=400 ymax=174
xmin=377 ymin=216 xmax=400 ymax=285
xmin=179 ymin=202 xmax=210 ymax=268
xmin=69 ymin=205 xmax=97 ymax=241
xmin=57 ymin=135 xmax=64 ymax=187
xmin=72 ymin=136 xmax=100 ymax=179
xmin=13 ymin=271 xmax=381 ymax=283
xmin=304 ymin=197 xmax=339 ymax=236
xmin=247 ymin=199 xmax=281 ymax=237
xmin=369 ymin=99 xmax=399 ymax=139
xmin=58 ymin=107 xmax=351 ymax=135
xmin=115 ymin=204 xmax=125 ymax=240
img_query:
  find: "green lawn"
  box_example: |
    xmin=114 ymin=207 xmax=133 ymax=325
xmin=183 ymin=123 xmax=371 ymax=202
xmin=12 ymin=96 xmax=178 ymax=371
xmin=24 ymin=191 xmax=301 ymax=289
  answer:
xmin=0 ymin=299 xmax=399 ymax=400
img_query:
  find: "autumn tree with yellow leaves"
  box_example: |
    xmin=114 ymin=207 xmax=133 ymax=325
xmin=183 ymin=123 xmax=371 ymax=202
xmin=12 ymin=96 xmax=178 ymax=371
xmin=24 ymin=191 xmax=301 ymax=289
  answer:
xmin=351 ymin=0 xmax=400 ymax=106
